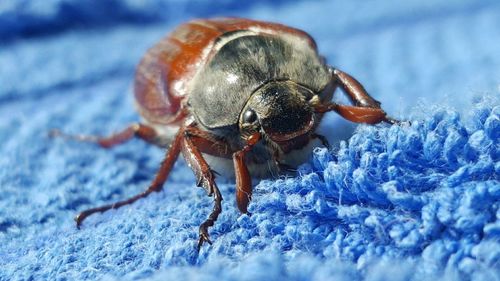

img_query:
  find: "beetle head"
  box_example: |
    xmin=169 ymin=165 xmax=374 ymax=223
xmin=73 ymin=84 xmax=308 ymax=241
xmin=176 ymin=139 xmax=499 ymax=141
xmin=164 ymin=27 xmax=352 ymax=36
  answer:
xmin=239 ymin=81 xmax=315 ymax=143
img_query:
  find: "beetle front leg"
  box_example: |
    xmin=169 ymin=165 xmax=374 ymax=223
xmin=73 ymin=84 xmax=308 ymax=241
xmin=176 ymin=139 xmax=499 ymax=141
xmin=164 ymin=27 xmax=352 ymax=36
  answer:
xmin=331 ymin=67 xmax=382 ymax=108
xmin=49 ymin=123 xmax=160 ymax=148
xmin=181 ymin=127 xmax=226 ymax=250
xmin=315 ymin=103 xmax=392 ymax=124
xmin=321 ymin=67 xmax=398 ymax=124
xmin=233 ymin=133 xmax=261 ymax=214
xmin=74 ymin=127 xmax=184 ymax=227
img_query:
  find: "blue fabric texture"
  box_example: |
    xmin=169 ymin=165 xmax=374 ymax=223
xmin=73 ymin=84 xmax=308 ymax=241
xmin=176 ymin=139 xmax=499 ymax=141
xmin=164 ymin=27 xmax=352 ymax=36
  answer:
xmin=1 ymin=1 xmax=499 ymax=280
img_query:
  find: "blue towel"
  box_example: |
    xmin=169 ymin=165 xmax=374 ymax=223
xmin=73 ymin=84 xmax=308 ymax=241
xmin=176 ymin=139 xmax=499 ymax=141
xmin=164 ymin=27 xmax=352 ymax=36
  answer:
xmin=1 ymin=1 xmax=499 ymax=280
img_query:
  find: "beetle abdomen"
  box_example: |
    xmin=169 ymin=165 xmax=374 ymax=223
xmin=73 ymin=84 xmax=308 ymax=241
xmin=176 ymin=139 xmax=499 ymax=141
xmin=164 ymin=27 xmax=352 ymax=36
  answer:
xmin=134 ymin=18 xmax=320 ymax=125
xmin=134 ymin=21 xmax=220 ymax=125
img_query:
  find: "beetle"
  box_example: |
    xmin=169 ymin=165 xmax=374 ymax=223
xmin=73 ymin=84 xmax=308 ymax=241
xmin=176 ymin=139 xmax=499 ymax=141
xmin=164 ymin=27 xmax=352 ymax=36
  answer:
xmin=52 ymin=17 xmax=396 ymax=249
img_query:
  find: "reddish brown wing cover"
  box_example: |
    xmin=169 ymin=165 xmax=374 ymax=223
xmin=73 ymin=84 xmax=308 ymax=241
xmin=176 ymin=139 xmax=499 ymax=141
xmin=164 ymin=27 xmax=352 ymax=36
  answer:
xmin=134 ymin=18 xmax=316 ymax=125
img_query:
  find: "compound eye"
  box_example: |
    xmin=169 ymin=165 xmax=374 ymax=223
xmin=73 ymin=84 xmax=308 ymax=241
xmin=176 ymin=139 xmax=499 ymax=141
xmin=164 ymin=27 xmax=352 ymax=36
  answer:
xmin=302 ymin=90 xmax=314 ymax=102
xmin=242 ymin=109 xmax=257 ymax=124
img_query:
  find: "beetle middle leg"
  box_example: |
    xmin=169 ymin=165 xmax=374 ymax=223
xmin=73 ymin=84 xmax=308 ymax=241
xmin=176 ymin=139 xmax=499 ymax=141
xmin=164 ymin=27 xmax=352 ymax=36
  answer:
xmin=49 ymin=123 xmax=160 ymax=148
xmin=181 ymin=125 xmax=233 ymax=249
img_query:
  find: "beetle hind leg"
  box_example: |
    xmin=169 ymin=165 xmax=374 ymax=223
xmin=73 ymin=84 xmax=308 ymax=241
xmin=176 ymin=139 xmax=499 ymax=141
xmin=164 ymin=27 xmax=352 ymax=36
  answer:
xmin=49 ymin=123 xmax=159 ymax=148
xmin=74 ymin=128 xmax=183 ymax=228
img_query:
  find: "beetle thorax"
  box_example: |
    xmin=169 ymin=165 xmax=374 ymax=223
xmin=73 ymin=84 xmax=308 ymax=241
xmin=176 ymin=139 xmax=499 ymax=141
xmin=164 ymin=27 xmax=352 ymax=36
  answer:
xmin=187 ymin=32 xmax=331 ymax=130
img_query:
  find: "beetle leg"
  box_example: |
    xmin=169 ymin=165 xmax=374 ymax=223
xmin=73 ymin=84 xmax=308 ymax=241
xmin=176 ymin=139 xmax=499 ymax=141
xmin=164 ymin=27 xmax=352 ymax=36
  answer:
xmin=326 ymin=67 xmax=398 ymax=124
xmin=74 ymin=127 xmax=184 ymax=228
xmin=271 ymin=150 xmax=295 ymax=174
xmin=315 ymin=103 xmax=392 ymax=124
xmin=331 ymin=68 xmax=381 ymax=108
xmin=311 ymin=133 xmax=330 ymax=149
xmin=183 ymin=126 xmax=233 ymax=159
xmin=181 ymin=127 xmax=225 ymax=250
xmin=233 ymin=133 xmax=261 ymax=214
xmin=49 ymin=123 xmax=159 ymax=148
xmin=314 ymin=68 xmax=398 ymax=124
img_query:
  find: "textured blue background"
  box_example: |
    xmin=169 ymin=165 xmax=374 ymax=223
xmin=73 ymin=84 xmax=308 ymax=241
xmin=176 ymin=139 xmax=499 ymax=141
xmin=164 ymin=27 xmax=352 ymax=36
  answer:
xmin=1 ymin=1 xmax=499 ymax=280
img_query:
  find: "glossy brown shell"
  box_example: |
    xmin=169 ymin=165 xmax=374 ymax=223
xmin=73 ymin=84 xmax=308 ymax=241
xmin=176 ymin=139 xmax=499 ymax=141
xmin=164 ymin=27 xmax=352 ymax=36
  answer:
xmin=134 ymin=17 xmax=317 ymax=125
